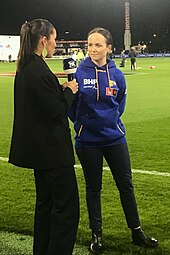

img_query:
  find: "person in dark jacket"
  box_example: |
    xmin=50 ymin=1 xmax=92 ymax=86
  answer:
xmin=128 ymin=47 xmax=136 ymax=71
xmin=120 ymin=49 xmax=126 ymax=67
xmin=9 ymin=19 xmax=79 ymax=255
xmin=68 ymin=27 xmax=159 ymax=253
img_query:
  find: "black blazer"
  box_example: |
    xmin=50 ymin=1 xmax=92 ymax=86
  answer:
xmin=9 ymin=54 xmax=75 ymax=169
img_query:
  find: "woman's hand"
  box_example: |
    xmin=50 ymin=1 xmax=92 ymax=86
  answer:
xmin=63 ymin=79 xmax=78 ymax=94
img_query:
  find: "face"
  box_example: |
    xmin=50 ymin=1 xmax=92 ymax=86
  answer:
xmin=45 ymin=28 xmax=57 ymax=58
xmin=88 ymin=32 xmax=112 ymax=66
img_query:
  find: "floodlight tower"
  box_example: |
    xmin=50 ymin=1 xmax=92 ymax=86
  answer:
xmin=124 ymin=1 xmax=131 ymax=50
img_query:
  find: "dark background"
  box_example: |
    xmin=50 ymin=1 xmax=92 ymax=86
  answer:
xmin=0 ymin=0 xmax=170 ymax=52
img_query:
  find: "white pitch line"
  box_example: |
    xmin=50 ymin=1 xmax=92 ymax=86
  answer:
xmin=131 ymin=169 xmax=170 ymax=177
xmin=75 ymin=164 xmax=170 ymax=177
xmin=0 ymin=157 xmax=169 ymax=177
xmin=0 ymin=157 xmax=8 ymax=162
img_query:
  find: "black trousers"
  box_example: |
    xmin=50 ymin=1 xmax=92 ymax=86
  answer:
xmin=33 ymin=166 xmax=79 ymax=255
xmin=76 ymin=143 xmax=140 ymax=232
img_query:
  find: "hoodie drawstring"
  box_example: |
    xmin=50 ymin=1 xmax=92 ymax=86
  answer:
xmin=95 ymin=67 xmax=100 ymax=101
xmin=95 ymin=64 xmax=111 ymax=101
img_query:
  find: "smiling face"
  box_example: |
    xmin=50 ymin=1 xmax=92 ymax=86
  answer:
xmin=88 ymin=32 xmax=112 ymax=66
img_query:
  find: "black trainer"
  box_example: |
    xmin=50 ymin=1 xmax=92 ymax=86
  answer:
xmin=89 ymin=229 xmax=102 ymax=253
xmin=132 ymin=228 xmax=159 ymax=248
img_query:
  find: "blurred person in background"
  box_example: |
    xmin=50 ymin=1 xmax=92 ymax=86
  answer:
xmin=120 ymin=49 xmax=126 ymax=67
xmin=72 ymin=50 xmax=78 ymax=62
xmin=9 ymin=18 xmax=79 ymax=255
xmin=77 ymin=48 xmax=85 ymax=65
xmin=128 ymin=46 xmax=136 ymax=71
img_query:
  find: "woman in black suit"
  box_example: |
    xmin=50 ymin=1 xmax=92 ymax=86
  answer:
xmin=9 ymin=19 xmax=79 ymax=255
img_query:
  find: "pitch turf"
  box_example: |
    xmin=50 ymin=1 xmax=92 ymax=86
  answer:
xmin=0 ymin=58 xmax=170 ymax=254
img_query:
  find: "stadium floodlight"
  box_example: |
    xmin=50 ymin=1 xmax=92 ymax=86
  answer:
xmin=124 ymin=1 xmax=131 ymax=51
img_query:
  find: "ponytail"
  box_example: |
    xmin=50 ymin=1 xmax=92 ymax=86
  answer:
xmin=17 ymin=19 xmax=54 ymax=72
xmin=17 ymin=21 xmax=32 ymax=71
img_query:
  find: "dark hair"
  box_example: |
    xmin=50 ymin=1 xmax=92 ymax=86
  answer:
xmin=17 ymin=19 xmax=54 ymax=71
xmin=88 ymin=27 xmax=113 ymax=47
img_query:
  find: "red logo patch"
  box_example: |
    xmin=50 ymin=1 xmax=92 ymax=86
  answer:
xmin=106 ymin=87 xmax=117 ymax=96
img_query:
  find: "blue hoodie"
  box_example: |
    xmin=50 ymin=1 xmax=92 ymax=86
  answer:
xmin=68 ymin=57 xmax=127 ymax=147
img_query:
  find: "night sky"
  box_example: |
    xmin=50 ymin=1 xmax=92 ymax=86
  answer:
xmin=0 ymin=0 xmax=170 ymax=49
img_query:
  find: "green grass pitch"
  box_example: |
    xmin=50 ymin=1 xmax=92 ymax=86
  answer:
xmin=0 ymin=58 xmax=170 ymax=254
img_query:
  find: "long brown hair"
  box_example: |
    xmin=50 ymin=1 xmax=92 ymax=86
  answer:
xmin=17 ymin=19 xmax=54 ymax=72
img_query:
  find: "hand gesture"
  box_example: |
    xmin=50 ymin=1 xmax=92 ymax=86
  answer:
xmin=63 ymin=79 xmax=78 ymax=94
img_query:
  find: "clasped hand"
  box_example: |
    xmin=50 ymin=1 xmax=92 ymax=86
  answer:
xmin=63 ymin=79 xmax=78 ymax=94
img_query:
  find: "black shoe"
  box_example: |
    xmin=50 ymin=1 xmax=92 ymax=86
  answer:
xmin=89 ymin=229 xmax=102 ymax=253
xmin=132 ymin=228 xmax=159 ymax=248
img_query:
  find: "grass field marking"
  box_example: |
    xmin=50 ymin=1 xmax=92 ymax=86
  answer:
xmin=131 ymin=168 xmax=170 ymax=177
xmin=75 ymin=164 xmax=170 ymax=177
xmin=0 ymin=156 xmax=8 ymax=162
xmin=0 ymin=157 xmax=169 ymax=177
xmin=0 ymin=73 xmax=15 ymax=77
xmin=123 ymin=72 xmax=149 ymax=76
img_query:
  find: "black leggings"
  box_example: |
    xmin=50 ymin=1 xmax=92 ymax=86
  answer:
xmin=76 ymin=142 xmax=140 ymax=232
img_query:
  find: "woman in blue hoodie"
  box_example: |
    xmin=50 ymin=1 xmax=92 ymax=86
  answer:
xmin=69 ymin=27 xmax=158 ymax=253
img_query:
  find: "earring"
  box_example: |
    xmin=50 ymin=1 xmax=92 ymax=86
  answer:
xmin=42 ymin=47 xmax=47 ymax=58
